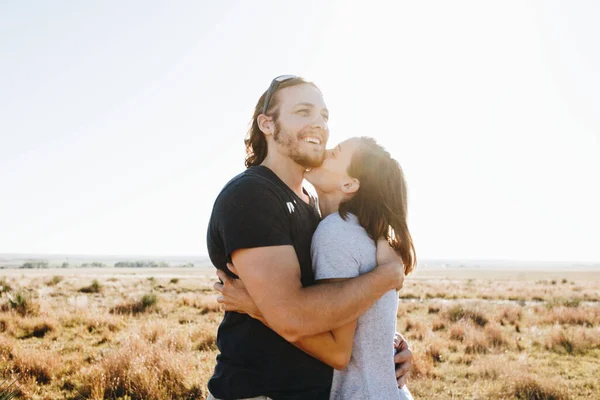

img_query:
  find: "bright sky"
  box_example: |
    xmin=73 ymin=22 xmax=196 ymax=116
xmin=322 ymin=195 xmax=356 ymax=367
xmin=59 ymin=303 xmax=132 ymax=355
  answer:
xmin=1 ymin=1 xmax=598 ymax=262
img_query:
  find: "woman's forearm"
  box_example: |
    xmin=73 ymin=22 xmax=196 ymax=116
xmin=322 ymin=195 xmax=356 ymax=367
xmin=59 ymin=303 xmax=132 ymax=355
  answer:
xmin=291 ymin=320 xmax=356 ymax=370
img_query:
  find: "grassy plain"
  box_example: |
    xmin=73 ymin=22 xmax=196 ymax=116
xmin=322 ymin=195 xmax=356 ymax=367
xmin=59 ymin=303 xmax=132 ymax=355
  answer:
xmin=0 ymin=266 xmax=598 ymax=399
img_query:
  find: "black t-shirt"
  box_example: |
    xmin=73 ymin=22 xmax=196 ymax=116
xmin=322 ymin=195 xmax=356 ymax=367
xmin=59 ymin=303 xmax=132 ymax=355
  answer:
xmin=206 ymin=166 xmax=333 ymax=400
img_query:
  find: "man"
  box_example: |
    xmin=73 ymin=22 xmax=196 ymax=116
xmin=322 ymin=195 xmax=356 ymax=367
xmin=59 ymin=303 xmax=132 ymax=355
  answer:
xmin=206 ymin=76 xmax=413 ymax=400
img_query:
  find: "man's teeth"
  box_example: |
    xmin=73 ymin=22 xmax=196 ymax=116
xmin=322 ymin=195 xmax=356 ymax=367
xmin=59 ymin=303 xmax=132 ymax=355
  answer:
xmin=304 ymin=137 xmax=321 ymax=145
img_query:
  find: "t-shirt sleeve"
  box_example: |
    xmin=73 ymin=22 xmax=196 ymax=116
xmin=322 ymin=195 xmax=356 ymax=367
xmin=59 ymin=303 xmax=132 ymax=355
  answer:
xmin=214 ymin=176 xmax=292 ymax=260
xmin=311 ymin=216 xmax=361 ymax=280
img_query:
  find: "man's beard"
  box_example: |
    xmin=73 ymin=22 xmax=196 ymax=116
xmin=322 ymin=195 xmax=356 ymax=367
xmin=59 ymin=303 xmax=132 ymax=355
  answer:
xmin=274 ymin=123 xmax=325 ymax=169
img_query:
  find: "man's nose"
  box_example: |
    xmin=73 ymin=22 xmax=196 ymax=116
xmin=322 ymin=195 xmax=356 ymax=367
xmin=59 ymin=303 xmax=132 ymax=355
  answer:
xmin=312 ymin=114 xmax=328 ymax=131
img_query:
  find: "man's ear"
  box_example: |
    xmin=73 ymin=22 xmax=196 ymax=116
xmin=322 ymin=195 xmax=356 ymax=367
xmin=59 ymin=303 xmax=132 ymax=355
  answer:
xmin=341 ymin=177 xmax=360 ymax=195
xmin=257 ymin=114 xmax=275 ymax=136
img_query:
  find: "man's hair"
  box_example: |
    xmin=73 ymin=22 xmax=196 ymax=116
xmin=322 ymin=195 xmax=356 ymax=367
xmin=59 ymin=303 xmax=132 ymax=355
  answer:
xmin=245 ymin=77 xmax=320 ymax=168
xmin=339 ymin=137 xmax=417 ymax=275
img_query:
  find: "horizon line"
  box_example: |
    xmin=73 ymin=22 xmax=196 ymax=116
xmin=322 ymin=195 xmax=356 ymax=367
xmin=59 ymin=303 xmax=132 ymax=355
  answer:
xmin=0 ymin=252 xmax=599 ymax=265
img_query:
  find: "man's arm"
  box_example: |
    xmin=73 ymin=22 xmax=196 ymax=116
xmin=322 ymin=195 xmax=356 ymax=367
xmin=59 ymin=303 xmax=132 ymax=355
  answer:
xmin=217 ymin=269 xmax=413 ymax=381
xmin=219 ymin=268 xmax=358 ymax=370
xmin=225 ymin=245 xmax=403 ymax=342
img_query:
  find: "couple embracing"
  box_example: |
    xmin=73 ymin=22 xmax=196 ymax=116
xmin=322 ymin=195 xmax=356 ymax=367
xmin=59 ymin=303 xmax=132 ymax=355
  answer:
xmin=207 ymin=75 xmax=416 ymax=400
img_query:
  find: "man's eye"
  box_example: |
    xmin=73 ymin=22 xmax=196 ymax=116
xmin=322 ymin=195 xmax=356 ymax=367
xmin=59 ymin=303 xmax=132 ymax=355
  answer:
xmin=297 ymin=109 xmax=309 ymax=115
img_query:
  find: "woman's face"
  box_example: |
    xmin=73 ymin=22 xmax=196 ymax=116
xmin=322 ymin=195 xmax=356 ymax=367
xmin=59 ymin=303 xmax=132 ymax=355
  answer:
xmin=304 ymin=138 xmax=360 ymax=193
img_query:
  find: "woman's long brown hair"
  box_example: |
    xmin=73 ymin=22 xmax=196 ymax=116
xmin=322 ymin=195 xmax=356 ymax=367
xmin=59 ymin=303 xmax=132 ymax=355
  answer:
xmin=244 ymin=77 xmax=319 ymax=168
xmin=338 ymin=137 xmax=417 ymax=275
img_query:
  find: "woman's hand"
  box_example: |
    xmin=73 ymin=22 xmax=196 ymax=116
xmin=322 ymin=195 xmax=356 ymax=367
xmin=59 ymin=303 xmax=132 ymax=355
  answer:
xmin=376 ymin=238 xmax=405 ymax=291
xmin=214 ymin=264 xmax=265 ymax=323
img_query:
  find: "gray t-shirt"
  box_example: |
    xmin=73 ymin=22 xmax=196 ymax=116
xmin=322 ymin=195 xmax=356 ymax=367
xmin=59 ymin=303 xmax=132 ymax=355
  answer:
xmin=311 ymin=212 xmax=412 ymax=400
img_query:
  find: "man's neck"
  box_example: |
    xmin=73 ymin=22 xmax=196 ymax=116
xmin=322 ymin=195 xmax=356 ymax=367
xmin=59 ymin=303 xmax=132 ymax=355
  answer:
xmin=315 ymin=190 xmax=342 ymax=218
xmin=261 ymin=154 xmax=307 ymax=201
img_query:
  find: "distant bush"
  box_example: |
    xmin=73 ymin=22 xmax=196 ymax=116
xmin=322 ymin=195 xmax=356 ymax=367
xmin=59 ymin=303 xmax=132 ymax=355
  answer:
xmin=169 ymin=278 xmax=179 ymax=284
xmin=3 ymin=291 xmax=39 ymax=316
xmin=547 ymin=297 xmax=582 ymax=308
xmin=0 ymin=277 xmax=11 ymax=293
xmin=79 ymin=280 xmax=102 ymax=294
xmin=507 ymin=375 xmax=566 ymax=400
xmin=21 ymin=320 xmax=55 ymax=339
xmin=446 ymin=305 xmax=488 ymax=327
xmin=464 ymin=329 xmax=488 ymax=354
xmin=114 ymin=261 xmax=170 ymax=268
xmin=110 ymin=293 xmax=158 ymax=315
xmin=20 ymin=261 xmax=49 ymax=269
xmin=81 ymin=262 xmax=107 ymax=268
xmin=141 ymin=294 xmax=157 ymax=309
xmin=46 ymin=276 xmax=63 ymax=287
xmin=544 ymin=327 xmax=600 ymax=355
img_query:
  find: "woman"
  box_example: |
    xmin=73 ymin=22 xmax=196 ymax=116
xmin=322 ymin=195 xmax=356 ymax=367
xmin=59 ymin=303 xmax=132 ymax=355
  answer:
xmin=229 ymin=137 xmax=416 ymax=400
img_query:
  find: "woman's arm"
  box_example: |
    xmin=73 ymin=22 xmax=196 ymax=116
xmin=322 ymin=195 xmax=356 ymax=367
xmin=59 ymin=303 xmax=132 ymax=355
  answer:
xmin=218 ymin=267 xmax=357 ymax=370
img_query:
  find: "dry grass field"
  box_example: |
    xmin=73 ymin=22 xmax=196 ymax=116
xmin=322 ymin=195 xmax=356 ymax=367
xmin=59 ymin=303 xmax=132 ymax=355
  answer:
xmin=0 ymin=266 xmax=599 ymax=399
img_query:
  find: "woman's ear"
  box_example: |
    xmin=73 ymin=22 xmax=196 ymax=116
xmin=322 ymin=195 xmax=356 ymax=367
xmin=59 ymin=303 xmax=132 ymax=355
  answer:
xmin=257 ymin=114 xmax=275 ymax=136
xmin=342 ymin=178 xmax=360 ymax=195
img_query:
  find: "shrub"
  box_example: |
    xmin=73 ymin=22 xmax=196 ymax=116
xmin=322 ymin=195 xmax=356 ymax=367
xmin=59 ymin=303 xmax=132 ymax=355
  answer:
xmin=431 ymin=318 xmax=446 ymax=332
xmin=425 ymin=342 xmax=444 ymax=363
xmin=170 ymin=278 xmax=179 ymax=284
xmin=0 ymin=378 xmax=22 ymax=400
xmin=110 ymin=293 xmax=158 ymax=315
xmin=79 ymin=280 xmax=102 ymax=294
xmin=498 ymin=306 xmax=522 ymax=325
xmin=428 ymin=305 xmax=440 ymax=314
xmin=409 ymin=345 xmax=435 ymax=379
xmin=484 ymin=323 xmax=507 ymax=348
xmin=542 ymin=307 xmax=597 ymax=326
xmin=450 ymin=323 xmax=467 ymax=342
xmin=446 ymin=304 xmax=488 ymax=327
xmin=20 ymin=320 xmax=55 ymax=339
xmin=404 ymin=319 xmax=428 ymax=340
xmin=198 ymin=299 xmax=221 ymax=315
xmin=0 ymin=277 xmax=11 ymax=294
xmin=509 ymin=375 xmax=566 ymax=400
xmin=544 ymin=327 xmax=600 ymax=355
xmin=0 ymin=317 xmax=10 ymax=334
xmin=193 ymin=330 xmax=217 ymax=352
xmin=142 ymin=293 xmax=157 ymax=308
xmin=464 ymin=329 xmax=489 ymax=354
xmin=78 ymin=335 xmax=202 ymax=399
xmin=4 ymin=291 xmax=39 ymax=316
xmin=12 ymin=348 xmax=58 ymax=384
xmin=45 ymin=276 xmax=63 ymax=287
xmin=547 ymin=297 xmax=582 ymax=308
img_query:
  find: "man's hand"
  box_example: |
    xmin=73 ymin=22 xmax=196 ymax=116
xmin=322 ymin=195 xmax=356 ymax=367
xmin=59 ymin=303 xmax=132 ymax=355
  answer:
xmin=376 ymin=238 xmax=405 ymax=290
xmin=214 ymin=265 xmax=265 ymax=322
xmin=393 ymin=332 xmax=413 ymax=388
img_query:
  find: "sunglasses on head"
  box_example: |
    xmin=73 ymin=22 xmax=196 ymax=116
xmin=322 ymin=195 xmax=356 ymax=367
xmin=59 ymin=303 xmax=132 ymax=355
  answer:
xmin=262 ymin=75 xmax=297 ymax=114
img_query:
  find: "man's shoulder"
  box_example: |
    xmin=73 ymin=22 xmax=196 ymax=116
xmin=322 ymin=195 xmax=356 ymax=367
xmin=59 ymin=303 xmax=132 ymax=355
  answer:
xmin=217 ymin=167 xmax=281 ymax=199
